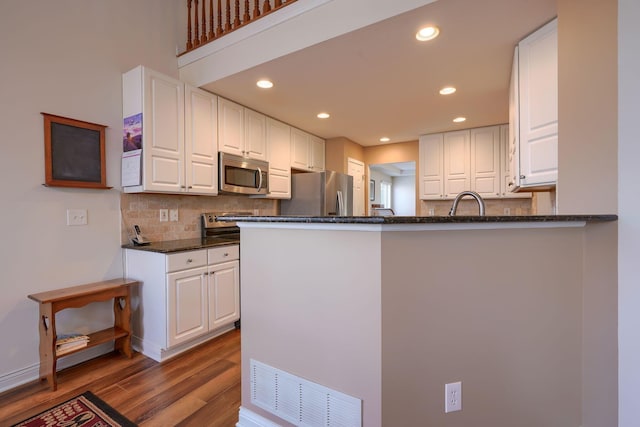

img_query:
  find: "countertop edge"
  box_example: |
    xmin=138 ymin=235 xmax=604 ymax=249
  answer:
xmin=214 ymin=214 xmax=618 ymax=224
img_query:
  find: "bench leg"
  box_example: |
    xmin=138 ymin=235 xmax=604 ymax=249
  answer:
xmin=114 ymin=295 xmax=132 ymax=358
xmin=38 ymin=303 xmax=57 ymax=391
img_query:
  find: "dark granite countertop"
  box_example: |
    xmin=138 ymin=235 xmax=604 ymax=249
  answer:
xmin=214 ymin=214 xmax=618 ymax=224
xmin=122 ymin=236 xmax=239 ymax=254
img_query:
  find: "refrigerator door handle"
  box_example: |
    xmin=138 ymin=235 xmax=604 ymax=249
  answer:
xmin=336 ymin=190 xmax=344 ymax=216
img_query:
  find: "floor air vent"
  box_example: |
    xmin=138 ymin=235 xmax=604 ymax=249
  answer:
xmin=250 ymin=359 xmax=362 ymax=426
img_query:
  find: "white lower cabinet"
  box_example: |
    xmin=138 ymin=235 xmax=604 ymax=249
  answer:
xmin=125 ymin=245 xmax=239 ymax=362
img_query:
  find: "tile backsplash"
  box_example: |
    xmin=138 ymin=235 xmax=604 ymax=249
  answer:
xmin=420 ymin=197 xmax=533 ymax=216
xmin=120 ymin=193 xmax=277 ymax=244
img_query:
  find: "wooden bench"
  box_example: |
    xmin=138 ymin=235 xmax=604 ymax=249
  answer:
xmin=28 ymin=278 xmax=139 ymax=391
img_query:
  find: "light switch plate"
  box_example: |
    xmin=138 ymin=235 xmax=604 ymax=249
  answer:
xmin=170 ymin=209 xmax=179 ymax=221
xmin=159 ymin=209 xmax=168 ymax=222
xmin=67 ymin=209 xmax=87 ymax=226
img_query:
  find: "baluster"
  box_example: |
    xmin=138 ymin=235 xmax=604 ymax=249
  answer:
xmin=253 ymin=0 xmax=260 ymax=19
xmin=274 ymin=0 xmax=282 ymax=7
xmin=201 ymin=0 xmax=207 ymax=43
xmin=208 ymin=0 xmax=215 ymax=39
xmin=234 ymin=0 xmax=241 ymax=27
xmin=263 ymin=0 xmax=271 ymax=13
xmin=186 ymin=0 xmax=193 ymax=50
xmin=225 ymin=0 xmax=231 ymax=32
xmin=217 ymin=0 xmax=223 ymax=36
xmin=243 ymin=0 xmax=250 ymax=23
xmin=194 ymin=0 xmax=200 ymax=46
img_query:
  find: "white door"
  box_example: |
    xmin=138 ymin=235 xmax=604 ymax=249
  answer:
xmin=208 ymin=261 xmax=240 ymax=330
xmin=290 ymin=128 xmax=310 ymax=170
xmin=266 ymin=118 xmax=292 ymax=199
xmin=185 ymin=85 xmax=218 ymax=195
xmin=167 ymin=266 xmax=208 ymax=347
xmin=470 ymin=126 xmax=500 ymax=198
xmin=309 ymin=135 xmax=325 ymax=171
xmin=347 ymin=158 xmax=365 ymax=216
xmin=144 ymin=69 xmax=184 ymax=192
xmin=244 ymin=109 xmax=268 ymax=161
xmin=419 ymin=134 xmax=444 ymax=200
xmin=518 ymin=18 xmax=558 ymax=187
xmin=218 ymin=98 xmax=244 ymax=156
xmin=444 ymin=130 xmax=470 ymax=198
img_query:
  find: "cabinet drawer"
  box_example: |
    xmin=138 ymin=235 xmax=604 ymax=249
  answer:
xmin=166 ymin=250 xmax=207 ymax=273
xmin=208 ymin=245 xmax=239 ymax=264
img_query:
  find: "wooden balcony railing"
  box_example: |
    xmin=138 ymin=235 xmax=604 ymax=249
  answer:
xmin=184 ymin=0 xmax=297 ymax=54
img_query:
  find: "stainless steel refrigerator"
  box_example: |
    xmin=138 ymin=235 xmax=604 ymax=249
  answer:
xmin=280 ymin=171 xmax=353 ymax=216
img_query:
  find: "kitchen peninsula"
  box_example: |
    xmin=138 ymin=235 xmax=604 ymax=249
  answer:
xmin=221 ymin=214 xmax=617 ymax=427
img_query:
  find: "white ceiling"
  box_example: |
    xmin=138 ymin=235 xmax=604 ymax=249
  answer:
xmin=202 ymin=0 xmax=556 ymax=146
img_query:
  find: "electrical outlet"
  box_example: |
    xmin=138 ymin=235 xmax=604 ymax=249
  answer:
xmin=428 ymin=208 xmax=435 ymax=216
xmin=445 ymin=381 xmax=462 ymax=413
xmin=159 ymin=209 xmax=168 ymax=222
xmin=67 ymin=209 xmax=87 ymax=226
xmin=170 ymin=209 xmax=179 ymax=222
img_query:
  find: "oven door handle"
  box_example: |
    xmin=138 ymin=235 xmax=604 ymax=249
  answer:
xmin=256 ymin=167 xmax=264 ymax=192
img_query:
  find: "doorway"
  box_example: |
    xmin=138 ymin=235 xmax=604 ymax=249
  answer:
xmin=369 ymin=161 xmax=416 ymax=216
xmin=347 ymin=158 xmax=365 ymax=216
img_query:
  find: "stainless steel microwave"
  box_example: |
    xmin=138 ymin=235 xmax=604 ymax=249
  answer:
xmin=219 ymin=152 xmax=269 ymax=195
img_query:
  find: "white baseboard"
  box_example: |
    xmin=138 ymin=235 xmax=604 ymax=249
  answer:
xmin=236 ymin=407 xmax=282 ymax=427
xmin=0 ymin=342 xmax=114 ymax=393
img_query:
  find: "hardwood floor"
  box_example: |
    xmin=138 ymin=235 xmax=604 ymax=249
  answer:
xmin=0 ymin=329 xmax=241 ymax=427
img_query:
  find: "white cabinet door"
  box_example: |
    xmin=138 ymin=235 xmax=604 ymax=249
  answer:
xmin=185 ymin=85 xmax=218 ymax=195
xmin=218 ymin=98 xmax=244 ymax=157
xmin=244 ymin=109 xmax=268 ymax=161
xmin=167 ymin=266 xmax=208 ymax=347
xmin=470 ymin=126 xmax=500 ymax=198
xmin=143 ymin=68 xmax=184 ymax=193
xmin=291 ymin=128 xmax=311 ymax=170
xmin=518 ymin=18 xmax=558 ymax=188
xmin=419 ymin=134 xmax=444 ymax=200
xmin=266 ymin=118 xmax=291 ymax=199
xmin=309 ymin=134 xmax=325 ymax=171
xmin=501 ymin=124 xmax=531 ymax=198
xmin=208 ymin=260 xmax=240 ymax=330
xmin=444 ymin=130 xmax=470 ymax=198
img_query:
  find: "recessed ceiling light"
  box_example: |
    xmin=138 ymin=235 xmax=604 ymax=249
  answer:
xmin=416 ymin=26 xmax=440 ymax=41
xmin=439 ymin=86 xmax=456 ymax=95
xmin=317 ymin=112 xmax=330 ymax=119
xmin=256 ymin=79 xmax=273 ymax=89
xmin=453 ymin=117 xmax=466 ymax=123
xmin=379 ymin=137 xmax=390 ymax=142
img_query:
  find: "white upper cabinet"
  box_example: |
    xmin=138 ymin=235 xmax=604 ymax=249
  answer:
xmin=420 ymin=125 xmax=531 ymax=200
xmin=512 ymin=18 xmax=558 ymax=190
xmin=122 ymin=66 xmax=217 ymax=195
xmin=218 ymin=98 xmax=268 ymax=161
xmin=443 ymin=130 xmax=471 ymax=198
xmin=470 ymin=126 xmax=500 ymax=198
xmin=185 ymin=85 xmax=218 ymax=194
xmin=290 ymin=128 xmax=325 ymax=171
xmin=419 ymin=134 xmax=444 ymax=200
xmin=265 ymin=118 xmax=292 ymax=199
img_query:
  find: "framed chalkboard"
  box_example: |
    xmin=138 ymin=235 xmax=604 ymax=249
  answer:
xmin=42 ymin=113 xmax=110 ymax=189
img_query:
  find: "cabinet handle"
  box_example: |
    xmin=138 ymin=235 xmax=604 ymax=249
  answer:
xmin=188 ymin=186 xmax=193 ymax=189
xmin=181 ymin=185 xmax=186 ymax=189
xmin=203 ymin=272 xmax=209 ymax=276
xmin=520 ymin=175 xmax=526 ymax=179
xmin=187 ymin=258 xmax=193 ymax=263
xmin=223 ymin=252 xmax=229 ymax=257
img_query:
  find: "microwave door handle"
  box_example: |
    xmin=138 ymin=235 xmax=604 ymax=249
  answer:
xmin=256 ymin=167 xmax=263 ymax=192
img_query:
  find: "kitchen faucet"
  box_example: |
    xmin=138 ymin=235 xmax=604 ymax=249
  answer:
xmin=449 ymin=191 xmax=486 ymax=216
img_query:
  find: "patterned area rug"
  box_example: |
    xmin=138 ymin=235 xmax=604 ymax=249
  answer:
xmin=11 ymin=391 xmax=137 ymax=427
